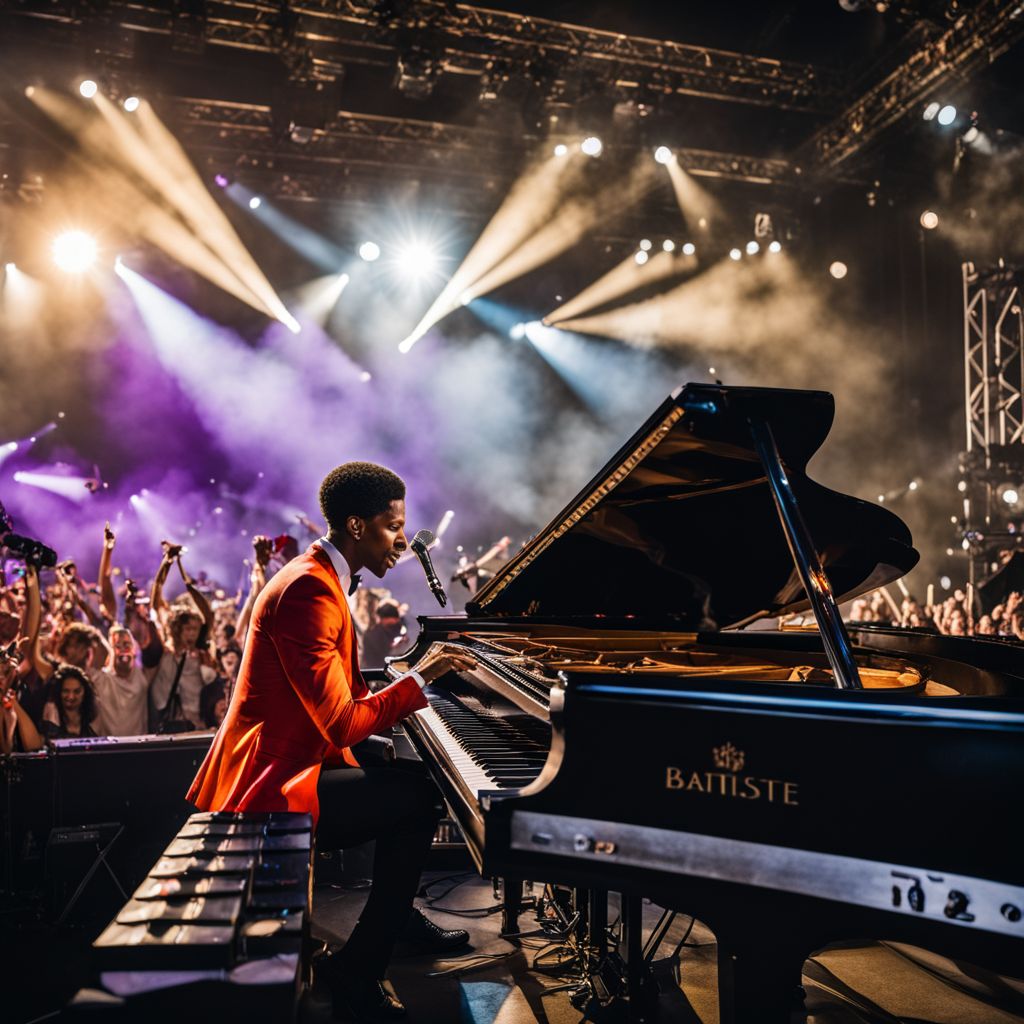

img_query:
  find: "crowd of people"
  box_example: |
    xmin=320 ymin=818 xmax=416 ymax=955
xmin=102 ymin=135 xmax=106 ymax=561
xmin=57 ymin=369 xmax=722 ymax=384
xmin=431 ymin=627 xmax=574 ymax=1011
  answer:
xmin=846 ymin=586 xmax=1024 ymax=639
xmin=3 ymin=517 xmax=1022 ymax=755
xmin=0 ymin=522 xmax=412 ymax=755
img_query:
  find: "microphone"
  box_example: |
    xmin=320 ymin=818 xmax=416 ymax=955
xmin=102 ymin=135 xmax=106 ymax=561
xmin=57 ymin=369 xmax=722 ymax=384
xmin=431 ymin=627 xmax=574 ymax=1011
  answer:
xmin=411 ymin=529 xmax=447 ymax=608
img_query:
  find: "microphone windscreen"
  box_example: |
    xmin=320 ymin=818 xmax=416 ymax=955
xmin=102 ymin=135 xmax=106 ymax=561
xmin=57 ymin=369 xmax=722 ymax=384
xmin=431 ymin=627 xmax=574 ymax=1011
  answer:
xmin=411 ymin=529 xmax=435 ymax=552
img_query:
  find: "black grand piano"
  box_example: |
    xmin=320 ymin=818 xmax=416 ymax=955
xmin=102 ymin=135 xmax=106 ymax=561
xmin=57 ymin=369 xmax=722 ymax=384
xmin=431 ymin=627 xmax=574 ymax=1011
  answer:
xmin=389 ymin=384 xmax=1024 ymax=1022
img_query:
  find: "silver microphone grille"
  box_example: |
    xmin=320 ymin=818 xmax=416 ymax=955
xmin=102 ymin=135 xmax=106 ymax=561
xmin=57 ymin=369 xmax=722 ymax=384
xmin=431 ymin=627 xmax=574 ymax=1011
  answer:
xmin=411 ymin=529 xmax=435 ymax=552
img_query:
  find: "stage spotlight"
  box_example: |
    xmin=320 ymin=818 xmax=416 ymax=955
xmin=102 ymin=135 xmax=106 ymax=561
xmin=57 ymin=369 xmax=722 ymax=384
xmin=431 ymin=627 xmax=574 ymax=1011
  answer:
xmin=920 ymin=210 xmax=939 ymax=230
xmin=214 ymin=173 xmax=229 ymax=188
xmin=729 ymin=248 xmax=742 ymax=261
xmin=746 ymin=240 xmax=760 ymax=255
xmin=654 ymin=146 xmax=673 ymax=165
xmin=248 ymin=196 xmax=262 ymax=210
xmin=829 ymin=260 xmax=848 ymax=279
xmin=52 ymin=230 xmax=98 ymax=273
xmin=768 ymin=240 xmax=782 ymax=253
xmin=509 ymin=322 xmax=527 ymax=340
xmin=4 ymin=262 xmax=14 ymax=273
xmin=123 ymin=96 xmax=140 ymax=112
xmin=359 ymin=370 xmax=372 ymax=383
xmin=79 ymin=79 xmax=98 ymax=99
xmin=937 ymin=104 xmax=957 ymax=126
xmin=639 ymin=239 xmax=652 ymax=252
xmin=922 ymin=102 xmax=940 ymax=121
xmin=553 ymin=143 xmax=568 ymax=157
xmin=998 ymin=483 xmax=1021 ymax=507
xmin=359 ymin=241 xmax=381 ymax=262
xmin=634 ymin=250 xmax=649 ymax=265
xmin=662 ymin=240 xmax=675 ymax=253
xmin=581 ymin=136 xmax=603 ymax=157
xmin=963 ymin=125 xmax=980 ymax=144
xmin=682 ymin=242 xmax=696 ymax=256
xmin=908 ymin=480 xmax=919 ymax=491
xmin=396 ymin=241 xmax=438 ymax=278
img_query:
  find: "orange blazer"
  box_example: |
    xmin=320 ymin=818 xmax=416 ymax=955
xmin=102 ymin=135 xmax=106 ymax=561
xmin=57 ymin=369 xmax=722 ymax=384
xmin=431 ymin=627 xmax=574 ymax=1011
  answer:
xmin=187 ymin=545 xmax=427 ymax=823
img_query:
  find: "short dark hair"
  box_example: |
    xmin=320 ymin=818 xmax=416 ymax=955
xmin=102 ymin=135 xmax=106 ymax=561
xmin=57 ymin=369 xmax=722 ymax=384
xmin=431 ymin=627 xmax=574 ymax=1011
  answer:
xmin=376 ymin=600 xmax=401 ymax=620
xmin=319 ymin=462 xmax=405 ymax=533
xmin=58 ymin=622 xmax=99 ymax=656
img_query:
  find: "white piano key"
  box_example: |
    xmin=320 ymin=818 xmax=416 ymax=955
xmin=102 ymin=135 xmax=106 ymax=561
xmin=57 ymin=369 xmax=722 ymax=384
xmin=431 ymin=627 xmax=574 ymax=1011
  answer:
xmin=414 ymin=705 xmax=496 ymax=797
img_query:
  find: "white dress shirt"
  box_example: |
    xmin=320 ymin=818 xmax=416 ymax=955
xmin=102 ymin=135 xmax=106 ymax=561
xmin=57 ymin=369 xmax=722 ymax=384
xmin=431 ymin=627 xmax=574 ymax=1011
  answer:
xmin=315 ymin=537 xmax=426 ymax=690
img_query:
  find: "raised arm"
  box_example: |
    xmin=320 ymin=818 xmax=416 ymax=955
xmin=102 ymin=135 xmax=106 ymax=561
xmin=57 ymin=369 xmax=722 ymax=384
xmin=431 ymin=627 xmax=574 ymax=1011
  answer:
xmin=98 ymin=522 xmax=117 ymax=623
xmin=235 ymin=535 xmax=271 ymax=648
xmin=23 ymin=564 xmax=54 ymax=682
xmin=19 ymin=564 xmax=41 ymax=665
xmin=176 ymin=556 xmax=213 ymax=637
xmin=150 ymin=542 xmax=179 ymax=621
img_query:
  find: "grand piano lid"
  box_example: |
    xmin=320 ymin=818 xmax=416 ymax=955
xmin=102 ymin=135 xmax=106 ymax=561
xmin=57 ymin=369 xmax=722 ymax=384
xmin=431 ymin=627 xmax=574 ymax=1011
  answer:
xmin=467 ymin=383 xmax=919 ymax=629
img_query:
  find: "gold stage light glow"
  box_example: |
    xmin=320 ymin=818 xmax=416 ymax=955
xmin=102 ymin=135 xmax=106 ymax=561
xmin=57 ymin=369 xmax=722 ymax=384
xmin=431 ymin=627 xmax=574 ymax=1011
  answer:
xmin=665 ymin=159 xmax=723 ymax=231
xmin=27 ymin=88 xmax=299 ymax=332
xmin=544 ymin=247 xmax=697 ymax=326
xmin=51 ymin=230 xmax=98 ymax=273
xmin=398 ymin=151 xmax=660 ymax=352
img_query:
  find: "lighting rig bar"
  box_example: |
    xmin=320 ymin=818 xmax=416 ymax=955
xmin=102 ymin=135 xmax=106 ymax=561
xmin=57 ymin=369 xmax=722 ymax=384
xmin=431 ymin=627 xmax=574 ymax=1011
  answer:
xmin=169 ymin=97 xmax=797 ymax=194
xmin=802 ymin=0 xmax=1024 ymax=170
xmin=8 ymin=0 xmax=841 ymax=112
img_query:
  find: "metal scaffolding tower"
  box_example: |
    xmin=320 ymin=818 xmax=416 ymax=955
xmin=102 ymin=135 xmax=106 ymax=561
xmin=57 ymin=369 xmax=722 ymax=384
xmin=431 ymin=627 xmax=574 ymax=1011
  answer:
xmin=961 ymin=260 xmax=1024 ymax=585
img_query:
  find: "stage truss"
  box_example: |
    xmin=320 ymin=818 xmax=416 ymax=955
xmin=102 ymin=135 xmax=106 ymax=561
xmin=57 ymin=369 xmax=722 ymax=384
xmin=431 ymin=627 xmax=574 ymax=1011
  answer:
xmin=961 ymin=260 xmax=1024 ymax=585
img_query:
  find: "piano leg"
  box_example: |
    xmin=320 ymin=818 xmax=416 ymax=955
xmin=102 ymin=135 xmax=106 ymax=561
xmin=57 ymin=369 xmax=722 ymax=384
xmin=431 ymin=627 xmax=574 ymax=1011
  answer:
xmin=620 ymin=895 xmax=647 ymax=1022
xmin=717 ymin=938 xmax=805 ymax=1024
xmin=587 ymin=888 xmax=608 ymax=961
xmin=500 ymin=876 xmax=524 ymax=936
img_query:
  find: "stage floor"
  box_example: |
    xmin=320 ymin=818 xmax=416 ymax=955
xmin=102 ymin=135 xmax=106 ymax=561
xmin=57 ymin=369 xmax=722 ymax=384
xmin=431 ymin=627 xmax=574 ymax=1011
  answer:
xmin=306 ymin=871 xmax=1024 ymax=1024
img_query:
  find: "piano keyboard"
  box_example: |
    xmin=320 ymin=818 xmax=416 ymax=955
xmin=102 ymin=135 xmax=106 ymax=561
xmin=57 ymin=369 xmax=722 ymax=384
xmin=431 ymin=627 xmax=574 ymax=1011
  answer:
xmin=413 ymin=693 xmax=551 ymax=799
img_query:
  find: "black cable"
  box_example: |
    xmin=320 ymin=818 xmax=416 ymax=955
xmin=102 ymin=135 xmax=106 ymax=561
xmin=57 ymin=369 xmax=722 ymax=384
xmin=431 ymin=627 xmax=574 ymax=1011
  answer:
xmin=418 ymin=870 xmax=473 ymax=899
xmin=422 ymin=902 xmax=502 ymax=916
xmin=426 ymin=951 xmax=514 ymax=977
xmin=423 ymin=872 xmax=476 ymax=904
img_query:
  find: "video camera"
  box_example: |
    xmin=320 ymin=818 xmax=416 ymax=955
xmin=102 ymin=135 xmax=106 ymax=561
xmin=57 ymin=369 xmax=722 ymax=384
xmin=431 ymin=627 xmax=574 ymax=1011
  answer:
xmin=0 ymin=499 xmax=58 ymax=569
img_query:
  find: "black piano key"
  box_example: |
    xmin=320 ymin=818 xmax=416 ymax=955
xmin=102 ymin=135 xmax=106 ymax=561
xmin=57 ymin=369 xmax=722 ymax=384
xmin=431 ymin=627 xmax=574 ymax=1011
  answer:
xmin=425 ymin=692 xmax=552 ymax=787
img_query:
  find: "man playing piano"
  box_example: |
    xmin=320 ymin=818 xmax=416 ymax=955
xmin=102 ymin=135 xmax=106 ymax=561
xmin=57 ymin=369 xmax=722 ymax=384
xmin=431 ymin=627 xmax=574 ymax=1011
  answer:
xmin=188 ymin=461 xmax=476 ymax=1021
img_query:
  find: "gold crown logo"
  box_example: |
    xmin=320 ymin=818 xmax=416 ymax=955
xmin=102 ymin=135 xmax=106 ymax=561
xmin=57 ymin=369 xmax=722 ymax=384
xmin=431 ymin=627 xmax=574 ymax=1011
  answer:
xmin=712 ymin=742 xmax=745 ymax=773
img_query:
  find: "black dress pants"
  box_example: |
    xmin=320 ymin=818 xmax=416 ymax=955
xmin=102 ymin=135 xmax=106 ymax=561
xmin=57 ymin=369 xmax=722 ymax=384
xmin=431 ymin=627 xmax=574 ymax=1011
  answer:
xmin=316 ymin=764 xmax=444 ymax=978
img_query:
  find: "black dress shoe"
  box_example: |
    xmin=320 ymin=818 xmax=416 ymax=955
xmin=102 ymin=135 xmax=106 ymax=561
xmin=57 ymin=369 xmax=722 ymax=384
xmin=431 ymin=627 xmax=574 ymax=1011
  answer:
xmin=400 ymin=907 xmax=470 ymax=952
xmin=331 ymin=973 xmax=406 ymax=1021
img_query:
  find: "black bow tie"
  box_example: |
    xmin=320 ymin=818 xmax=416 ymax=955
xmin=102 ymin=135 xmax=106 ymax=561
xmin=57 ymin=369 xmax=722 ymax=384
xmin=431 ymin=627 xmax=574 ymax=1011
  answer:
xmin=348 ymin=574 xmax=361 ymax=596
